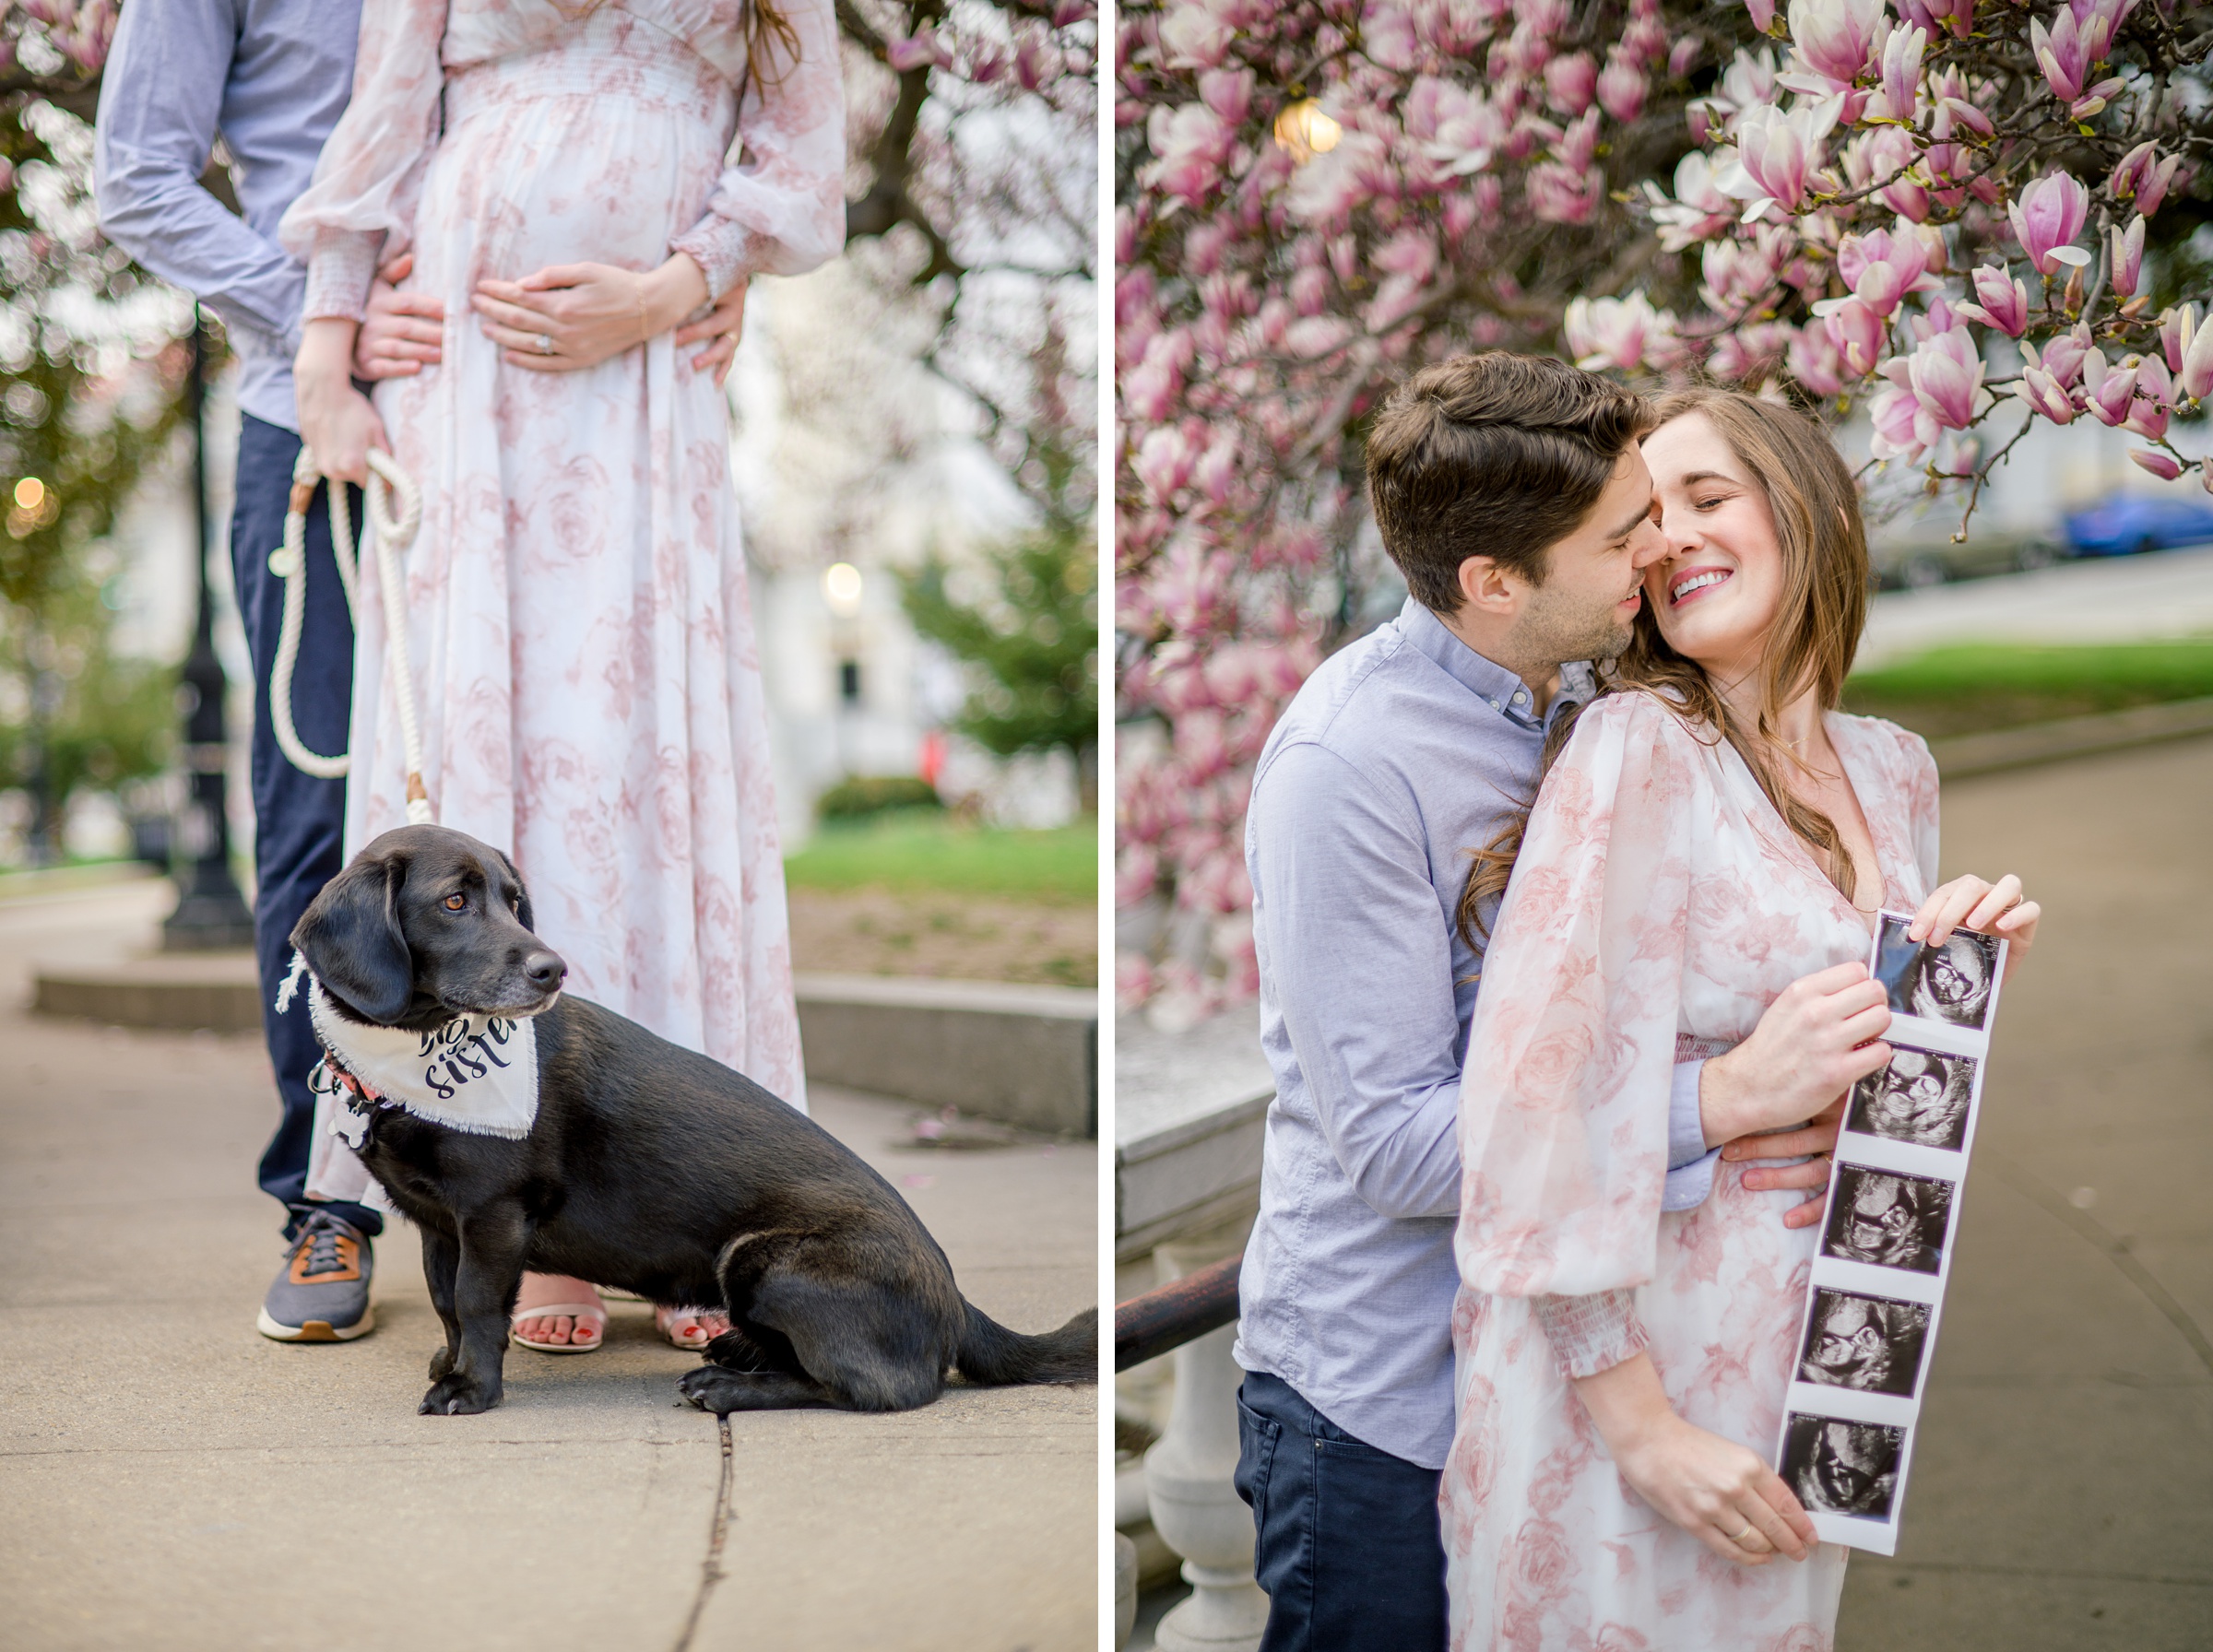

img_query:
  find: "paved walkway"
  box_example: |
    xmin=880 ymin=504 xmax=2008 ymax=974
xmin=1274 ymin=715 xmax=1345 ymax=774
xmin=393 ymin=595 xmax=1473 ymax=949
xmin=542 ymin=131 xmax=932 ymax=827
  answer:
xmin=1856 ymin=543 xmax=2213 ymax=667
xmin=1835 ymin=734 xmax=2213 ymax=1647
xmin=0 ymin=887 xmax=1096 ymax=1652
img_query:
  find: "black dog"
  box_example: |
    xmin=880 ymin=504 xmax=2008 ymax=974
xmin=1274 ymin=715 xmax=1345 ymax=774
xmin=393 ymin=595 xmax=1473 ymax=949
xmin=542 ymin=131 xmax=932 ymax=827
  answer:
xmin=290 ymin=823 xmax=1096 ymax=1416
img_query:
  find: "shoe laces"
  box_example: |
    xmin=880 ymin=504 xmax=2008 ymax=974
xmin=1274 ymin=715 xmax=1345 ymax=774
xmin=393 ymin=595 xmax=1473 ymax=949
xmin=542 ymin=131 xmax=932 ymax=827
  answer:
xmin=295 ymin=1215 xmax=352 ymax=1276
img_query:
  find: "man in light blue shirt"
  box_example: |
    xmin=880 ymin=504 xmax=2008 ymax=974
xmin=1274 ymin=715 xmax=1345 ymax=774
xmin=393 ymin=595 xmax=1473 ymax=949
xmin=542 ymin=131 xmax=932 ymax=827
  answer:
xmin=1234 ymin=354 xmax=1853 ymax=1650
xmin=96 ymin=0 xmax=424 ymax=1339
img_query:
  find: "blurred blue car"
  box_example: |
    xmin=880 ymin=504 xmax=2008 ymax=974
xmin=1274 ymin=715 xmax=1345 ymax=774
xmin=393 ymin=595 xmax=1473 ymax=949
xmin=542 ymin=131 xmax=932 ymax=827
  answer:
xmin=2063 ymin=492 xmax=2213 ymax=558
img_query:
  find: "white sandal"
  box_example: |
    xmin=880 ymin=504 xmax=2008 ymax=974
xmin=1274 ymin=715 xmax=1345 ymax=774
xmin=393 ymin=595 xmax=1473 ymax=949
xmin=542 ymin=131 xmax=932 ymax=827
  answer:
xmin=509 ymin=1298 xmax=607 ymax=1353
xmin=655 ymin=1304 xmax=730 ymax=1351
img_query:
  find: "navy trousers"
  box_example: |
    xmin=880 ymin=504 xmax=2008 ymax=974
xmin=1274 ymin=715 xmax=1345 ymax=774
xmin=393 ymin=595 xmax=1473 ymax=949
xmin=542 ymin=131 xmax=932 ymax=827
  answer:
xmin=1234 ymin=1370 xmax=1449 ymax=1652
xmin=228 ymin=413 xmax=381 ymax=1241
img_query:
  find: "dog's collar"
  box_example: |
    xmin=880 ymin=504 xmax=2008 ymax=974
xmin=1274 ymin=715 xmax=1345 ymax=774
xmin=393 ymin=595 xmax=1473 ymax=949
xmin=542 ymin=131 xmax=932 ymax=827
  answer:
xmin=302 ymin=973 xmax=540 ymax=1139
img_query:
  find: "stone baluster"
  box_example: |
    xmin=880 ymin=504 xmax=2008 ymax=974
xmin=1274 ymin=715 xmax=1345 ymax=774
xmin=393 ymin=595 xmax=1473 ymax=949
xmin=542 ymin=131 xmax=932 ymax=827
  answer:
xmin=1142 ymin=1241 xmax=1268 ymax=1652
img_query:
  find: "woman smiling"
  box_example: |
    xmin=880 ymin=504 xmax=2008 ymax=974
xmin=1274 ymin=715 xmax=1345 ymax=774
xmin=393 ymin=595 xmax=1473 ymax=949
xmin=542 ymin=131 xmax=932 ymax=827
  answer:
xmin=1439 ymin=389 xmax=2041 ymax=1646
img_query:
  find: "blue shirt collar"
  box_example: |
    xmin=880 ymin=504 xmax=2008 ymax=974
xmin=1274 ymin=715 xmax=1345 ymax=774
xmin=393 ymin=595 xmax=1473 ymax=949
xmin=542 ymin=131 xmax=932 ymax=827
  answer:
xmin=1395 ymin=596 xmax=1595 ymax=732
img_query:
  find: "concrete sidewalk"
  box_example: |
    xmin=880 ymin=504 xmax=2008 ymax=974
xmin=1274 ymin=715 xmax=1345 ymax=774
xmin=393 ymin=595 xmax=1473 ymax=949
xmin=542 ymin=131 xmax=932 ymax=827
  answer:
xmin=1835 ymin=734 xmax=2213 ymax=1648
xmin=0 ymin=890 xmax=1096 ymax=1652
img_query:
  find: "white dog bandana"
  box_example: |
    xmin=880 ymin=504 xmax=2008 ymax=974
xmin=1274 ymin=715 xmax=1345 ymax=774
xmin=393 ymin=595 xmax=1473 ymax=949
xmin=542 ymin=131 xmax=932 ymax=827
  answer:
xmin=303 ymin=974 xmax=541 ymax=1139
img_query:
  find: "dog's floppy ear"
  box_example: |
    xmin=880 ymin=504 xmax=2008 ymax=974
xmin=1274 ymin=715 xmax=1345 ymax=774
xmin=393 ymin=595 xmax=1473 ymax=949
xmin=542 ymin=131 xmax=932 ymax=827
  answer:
xmin=291 ymin=854 xmax=413 ymax=1023
xmin=494 ymin=848 xmax=535 ymax=934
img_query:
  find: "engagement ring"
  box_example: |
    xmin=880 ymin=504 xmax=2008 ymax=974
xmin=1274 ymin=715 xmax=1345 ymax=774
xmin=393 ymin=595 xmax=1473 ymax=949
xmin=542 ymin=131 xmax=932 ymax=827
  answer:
xmin=535 ymin=332 xmax=554 ymax=355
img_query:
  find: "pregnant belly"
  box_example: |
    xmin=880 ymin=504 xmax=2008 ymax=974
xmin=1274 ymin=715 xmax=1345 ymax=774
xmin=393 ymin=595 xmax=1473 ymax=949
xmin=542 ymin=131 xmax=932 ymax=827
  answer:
xmin=414 ymin=68 xmax=732 ymax=288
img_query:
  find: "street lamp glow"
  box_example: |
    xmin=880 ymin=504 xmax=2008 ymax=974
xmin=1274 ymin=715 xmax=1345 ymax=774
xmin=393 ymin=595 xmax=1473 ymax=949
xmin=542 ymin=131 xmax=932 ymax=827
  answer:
xmin=13 ymin=477 xmax=45 ymax=511
xmin=822 ymin=561 xmax=864 ymax=616
xmin=1272 ymin=100 xmax=1342 ymax=165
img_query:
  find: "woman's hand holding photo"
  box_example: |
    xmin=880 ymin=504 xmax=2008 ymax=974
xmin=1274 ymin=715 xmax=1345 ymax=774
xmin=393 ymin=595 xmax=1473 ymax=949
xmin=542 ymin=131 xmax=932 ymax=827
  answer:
xmin=1910 ymin=874 xmax=2041 ymax=982
xmin=469 ymin=253 xmax=713 ymax=372
xmin=1572 ymin=1351 xmax=1817 ymax=1567
xmin=1700 ymin=960 xmax=1895 ymax=1226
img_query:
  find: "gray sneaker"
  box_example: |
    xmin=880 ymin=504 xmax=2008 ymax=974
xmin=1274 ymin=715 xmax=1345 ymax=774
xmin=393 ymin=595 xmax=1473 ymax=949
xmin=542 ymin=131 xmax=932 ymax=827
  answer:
xmin=256 ymin=1210 xmax=376 ymax=1341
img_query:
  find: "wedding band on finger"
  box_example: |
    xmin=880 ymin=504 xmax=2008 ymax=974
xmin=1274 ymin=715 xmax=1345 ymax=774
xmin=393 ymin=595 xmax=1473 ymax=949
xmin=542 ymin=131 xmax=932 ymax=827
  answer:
xmin=534 ymin=332 xmax=555 ymax=356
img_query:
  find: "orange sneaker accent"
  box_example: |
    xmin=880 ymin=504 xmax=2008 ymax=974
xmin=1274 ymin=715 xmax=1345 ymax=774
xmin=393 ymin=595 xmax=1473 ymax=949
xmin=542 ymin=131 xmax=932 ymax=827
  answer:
xmin=290 ymin=1234 xmax=361 ymax=1285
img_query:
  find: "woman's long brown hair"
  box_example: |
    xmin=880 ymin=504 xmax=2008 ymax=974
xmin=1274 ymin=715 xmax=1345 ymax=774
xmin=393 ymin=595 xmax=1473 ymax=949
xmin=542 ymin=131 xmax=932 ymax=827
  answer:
xmin=1455 ymin=387 xmax=1872 ymax=949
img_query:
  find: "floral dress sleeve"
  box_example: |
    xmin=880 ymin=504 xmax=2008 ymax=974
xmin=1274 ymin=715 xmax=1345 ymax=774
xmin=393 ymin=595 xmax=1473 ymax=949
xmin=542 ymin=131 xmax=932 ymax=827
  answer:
xmin=669 ymin=0 xmax=847 ymax=298
xmin=1455 ymin=692 xmax=1702 ymax=1375
xmin=276 ymin=0 xmax=451 ymax=324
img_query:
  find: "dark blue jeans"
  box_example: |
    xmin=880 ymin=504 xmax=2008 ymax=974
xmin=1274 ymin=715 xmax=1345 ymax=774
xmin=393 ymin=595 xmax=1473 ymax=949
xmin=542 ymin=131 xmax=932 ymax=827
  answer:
xmin=229 ymin=413 xmax=381 ymax=1242
xmin=1234 ymin=1371 xmax=1448 ymax=1652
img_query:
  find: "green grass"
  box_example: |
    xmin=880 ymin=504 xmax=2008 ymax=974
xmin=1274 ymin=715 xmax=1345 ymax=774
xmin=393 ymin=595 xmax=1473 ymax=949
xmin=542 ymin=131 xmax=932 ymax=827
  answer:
xmin=783 ymin=809 xmax=1097 ymax=903
xmin=1844 ymin=640 xmax=2213 ymax=739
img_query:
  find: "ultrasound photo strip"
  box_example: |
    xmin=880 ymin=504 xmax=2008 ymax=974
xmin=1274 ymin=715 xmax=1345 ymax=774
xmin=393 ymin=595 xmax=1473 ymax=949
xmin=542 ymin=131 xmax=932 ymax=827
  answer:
xmin=1773 ymin=909 xmax=2008 ymax=1556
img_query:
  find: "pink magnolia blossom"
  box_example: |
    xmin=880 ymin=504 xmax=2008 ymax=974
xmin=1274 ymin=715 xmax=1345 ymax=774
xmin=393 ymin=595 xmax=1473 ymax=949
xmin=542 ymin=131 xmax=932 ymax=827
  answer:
xmin=1720 ymin=98 xmax=1841 ymax=218
xmin=2029 ymin=6 xmax=2097 ymax=103
xmin=2079 ymin=351 xmax=2138 ymax=427
xmin=1544 ymin=52 xmax=1598 ymax=116
xmin=1597 ymin=56 xmax=1648 ymax=124
xmin=1867 ymin=382 xmax=1934 ymax=461
xmin=1528 ymin=161 xmax=1603 ymax=224
xmin=1896 ymin=0 xmax=1973 ymax=40
xmin=1877 ymin=22 xmax=1926 ymax=123
xmin=2033 ymin=325 xmax=2095 ymax=391
xmin=885 ymin=30 xmax=940 ymax=70
xmin=1564 ymin=291 xmax=1682 ymax=372
xmin=2112 ymin=143 xmax=2183 ymax=218
xmin=1958 ymin=266 xmax=2029 ymax=337
xmin=1834 ymin=227 xmax=1937 ymax=318
xmin=2007 ymin=171 xmax=2091 ymax=276
xmin=1899 ymin=326 xmax=1990 ymax=430
xmin=1781 ymin=0 xmax=1886 ymax=91
xmin=1746 ymin=0 xmax=1778 ymax=31
xmin=1788 ymin=322 xmax=1845 ymax=395
xmin=2111 ymin=216 xmax=2146 ymax=300
xmin=2180 ymin=313 xmax=2213 ymax=401
xmin=1198 ymin=68 xmax=1254 ymax=124
xmin=2012 ymin=366 xmax=2078 ymax=425
xmin=1156 ymin=0 xmax=1236 ymax=69
xmin=2160 ymin=304 xmax=2197 ymax=376
xmin=2130 ymin=450 xmax=2183 ymax=482
xmin=1848 ymin=126 xmax=1929 ymax=222
xmin=1823 ymin=296 xmax=1888 ymax=378
xmin=2128 ymin=357 xmax=2172 ymax=438
xmin=1645 ymin=150 xmax=1738 ymax=251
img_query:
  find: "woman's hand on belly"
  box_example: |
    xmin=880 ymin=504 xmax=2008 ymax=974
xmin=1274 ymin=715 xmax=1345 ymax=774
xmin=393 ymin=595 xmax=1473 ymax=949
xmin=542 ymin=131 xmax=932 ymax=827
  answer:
xmin=1572 ymin=1351 xmax=1817 ymax=1567
xmin=471 ymin=254 xmax=712 ymax=372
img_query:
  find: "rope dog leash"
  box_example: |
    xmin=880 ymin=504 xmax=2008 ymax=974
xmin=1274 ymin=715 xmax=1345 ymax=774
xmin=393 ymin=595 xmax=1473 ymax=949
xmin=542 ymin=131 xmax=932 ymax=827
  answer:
xmin=266 ymin=446 xmax=434 ymax=825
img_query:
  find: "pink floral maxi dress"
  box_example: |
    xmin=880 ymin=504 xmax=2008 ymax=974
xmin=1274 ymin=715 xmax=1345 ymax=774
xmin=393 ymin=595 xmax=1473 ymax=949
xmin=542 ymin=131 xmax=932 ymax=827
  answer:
xmin=278 ymin=0 xmax=844 ymax=1107
xmin=1444 ymin=690 xmax=1940 ymax=1650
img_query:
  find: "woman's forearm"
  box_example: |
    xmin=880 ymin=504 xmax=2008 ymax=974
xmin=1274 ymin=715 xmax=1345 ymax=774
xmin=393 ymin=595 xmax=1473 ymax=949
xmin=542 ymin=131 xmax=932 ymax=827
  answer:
xmin=293 ymin=316 xmax=385 ymax=485
xmin=637 ymin=254 xmax=710 ymax=339
xmin=1569 ymin=1349 xmax=1675 ymax=1457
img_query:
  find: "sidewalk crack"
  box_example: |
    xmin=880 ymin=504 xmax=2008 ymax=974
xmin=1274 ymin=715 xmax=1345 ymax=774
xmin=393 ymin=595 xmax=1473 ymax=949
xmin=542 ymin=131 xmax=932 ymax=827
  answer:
xmin=1987 ymin=1149 xmax=2213 ymax=1377
xmin=669 ymin=1414 xmax=735 ymax=1652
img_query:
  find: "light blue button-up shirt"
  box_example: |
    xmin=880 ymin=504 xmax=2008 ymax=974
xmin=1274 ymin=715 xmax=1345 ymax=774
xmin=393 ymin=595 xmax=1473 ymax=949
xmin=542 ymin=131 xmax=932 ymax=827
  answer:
xmin=1236 ymin=597 xmax=1716 ymax=1470
xmin=93 ymin=0 xmax=362 ymax=432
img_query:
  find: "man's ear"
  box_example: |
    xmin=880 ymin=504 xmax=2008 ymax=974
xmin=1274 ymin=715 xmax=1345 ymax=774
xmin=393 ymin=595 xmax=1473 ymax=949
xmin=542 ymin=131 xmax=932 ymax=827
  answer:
xmin=1454 ymin=553 xmax=1518 ymax=617
xmin=290 ymin=854 xmax=413 ymax=1023
xmin=494 ymin=848 xmax=535 ymax=934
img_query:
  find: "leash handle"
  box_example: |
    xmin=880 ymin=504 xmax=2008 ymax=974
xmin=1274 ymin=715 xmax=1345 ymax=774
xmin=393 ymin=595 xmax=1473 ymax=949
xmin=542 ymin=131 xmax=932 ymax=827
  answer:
xmin=266 ymin=446 xmax=433 ymax=824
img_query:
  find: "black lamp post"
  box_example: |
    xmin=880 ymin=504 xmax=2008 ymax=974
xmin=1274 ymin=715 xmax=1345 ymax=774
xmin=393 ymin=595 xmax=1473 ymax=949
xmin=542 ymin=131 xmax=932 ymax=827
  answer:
xmin=161 ymin=308 xmax=254 ymax=950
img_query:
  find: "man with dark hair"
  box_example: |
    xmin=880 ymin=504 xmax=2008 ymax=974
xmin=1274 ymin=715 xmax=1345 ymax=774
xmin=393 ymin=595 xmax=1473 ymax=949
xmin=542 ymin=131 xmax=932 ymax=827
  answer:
xmin=1233 ymin=352 xmax=1849 ymax=1649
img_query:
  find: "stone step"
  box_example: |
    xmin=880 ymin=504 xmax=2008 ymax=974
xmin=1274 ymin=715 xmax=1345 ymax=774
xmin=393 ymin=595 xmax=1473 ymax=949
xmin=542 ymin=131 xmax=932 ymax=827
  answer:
xmin=29 ymin=953 xmax=1096 ymax=1138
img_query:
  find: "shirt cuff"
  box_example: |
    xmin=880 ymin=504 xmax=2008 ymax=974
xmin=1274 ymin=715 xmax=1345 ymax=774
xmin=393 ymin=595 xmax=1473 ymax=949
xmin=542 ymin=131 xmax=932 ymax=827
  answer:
xmin=301 ymin=227 xmax=383 ymax=324
xmin=1664 ymin=1057 xmax=1720 ymax=1213
xmin=1532 ymin=1289 xmax=1649 ymax=1381
xmin=669 ymin=216 xmax=749 ymax=302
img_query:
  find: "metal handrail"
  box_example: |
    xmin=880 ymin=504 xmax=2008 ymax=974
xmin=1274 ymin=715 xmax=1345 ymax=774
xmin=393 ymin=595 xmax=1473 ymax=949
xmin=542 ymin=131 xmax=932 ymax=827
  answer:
xmin=1114 ymin=1250 xmax=1242 ymax=1372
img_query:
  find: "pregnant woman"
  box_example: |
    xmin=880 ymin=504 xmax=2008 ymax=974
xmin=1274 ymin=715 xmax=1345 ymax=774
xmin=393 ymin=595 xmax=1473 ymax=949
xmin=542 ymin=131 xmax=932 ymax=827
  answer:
xmin=1442 ymin=389 xmax=2041 ymax=1646
xmin=282 ymin=0 xmax=843 ymax=1351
